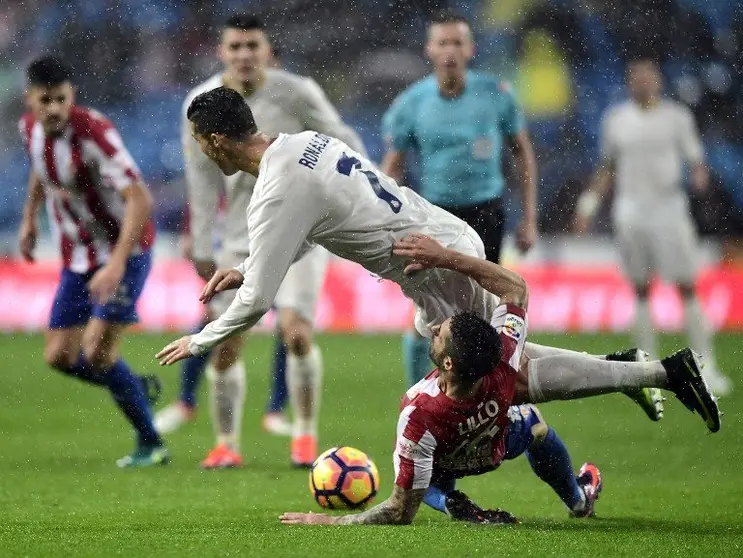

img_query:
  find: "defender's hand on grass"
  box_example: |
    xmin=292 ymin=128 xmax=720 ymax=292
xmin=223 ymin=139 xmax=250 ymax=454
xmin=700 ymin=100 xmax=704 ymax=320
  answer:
xmin=393 ymin=233 xmax=452 ymax=275
xmin=280 ymin=512 xmax=337 ymax=525
xmin=156 ymin=335 xmax=193 ymax=366
xmin=200 ymin=268 xmax=244 ymax=303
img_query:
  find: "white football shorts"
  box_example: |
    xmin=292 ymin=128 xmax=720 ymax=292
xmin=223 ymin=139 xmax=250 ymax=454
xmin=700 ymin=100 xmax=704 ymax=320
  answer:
xmin=404 ymin=225 xmax=499 ymax=338
xmin=613 ymin=198 xmax=699 ymax=286
xmin=211 ymin=245 xmax=328 ymax=323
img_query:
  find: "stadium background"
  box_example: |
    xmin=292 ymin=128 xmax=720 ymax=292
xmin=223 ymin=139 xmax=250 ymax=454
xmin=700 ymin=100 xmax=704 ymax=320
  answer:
xmin=1 ymin=0 xmax=743 ymax=333
xmin=2 ymin=2 xmax=743 ymax=556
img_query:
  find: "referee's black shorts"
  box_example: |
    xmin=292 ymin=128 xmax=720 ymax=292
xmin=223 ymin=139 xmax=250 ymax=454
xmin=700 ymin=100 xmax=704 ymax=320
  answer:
xmin=439 ymin=197 xmax=505 ymax=264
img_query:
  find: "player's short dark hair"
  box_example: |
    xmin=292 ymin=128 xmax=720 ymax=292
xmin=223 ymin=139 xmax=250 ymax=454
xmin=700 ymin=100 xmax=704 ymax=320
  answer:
xmin=447 ymin=311 xmax=502 ymax=383
xmin=224 ymin=13 xmax=265 ymax=32
xmin=187 ymin=87 xmax=257 ymax=140
xmin=27 ymin=56 xmax=71 ymax=87
xmin=428 ymin=10 xmax=470 ymax=28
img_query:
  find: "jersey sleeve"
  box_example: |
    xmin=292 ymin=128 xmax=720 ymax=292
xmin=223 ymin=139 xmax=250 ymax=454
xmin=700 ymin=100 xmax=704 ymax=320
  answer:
xmin=82 ymin=115 xmax=143 ymax=191
xmin=182 ymin=95 xmax=223 ymax=261
xmin=189 ymin=156 xmax=320 ymax=356
xmin=295 ymin=77 xmax=367 ymax=155
xmin=677 ymin=106 xmax=704 ymax=165
xmin=381 ymin=92 xmax=416 ymax=153
xmin=489 ymin=304 xmax=527 ymax=370
xmin=599 ymin=109 xmax=618 ymax=162
xmin=393 ymin=406 xmax=437 ymax=490
xmin=498 ymin=81 xmax=526 ymax=138
xmin=18 ymin=114 xmax=33 ymax=151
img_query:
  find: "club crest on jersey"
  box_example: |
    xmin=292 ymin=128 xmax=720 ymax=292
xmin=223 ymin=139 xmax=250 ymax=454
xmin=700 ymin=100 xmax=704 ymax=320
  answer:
xmin=501 ymin=314 xmax=525 ymax=341
xmin=298 ymin=132 xmax=331 ymax=170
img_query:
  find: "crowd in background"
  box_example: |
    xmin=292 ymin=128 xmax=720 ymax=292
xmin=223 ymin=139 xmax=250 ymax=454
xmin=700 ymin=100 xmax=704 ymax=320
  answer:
xmin=1 ymin=0 xmax=742 ymax=243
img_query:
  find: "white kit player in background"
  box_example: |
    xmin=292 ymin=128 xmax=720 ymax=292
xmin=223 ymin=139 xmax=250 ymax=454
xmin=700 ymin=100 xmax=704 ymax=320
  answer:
xmin=156 ymin=86 xmax=721 ymax=434
xmin=154 ymin=14 xmax=366 ymax=468
xmin=575 ymin=58 xmax=731 ymax=395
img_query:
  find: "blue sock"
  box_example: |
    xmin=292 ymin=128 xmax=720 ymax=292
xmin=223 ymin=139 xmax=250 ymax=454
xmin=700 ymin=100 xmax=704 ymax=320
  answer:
xmin=266 ymin=336 xmax=288 ymax=413
xmin=104 ymin=359 xmax=162 ymax=448
xmin=525 ymin=427 xmax=583 ymax=510
xmin=402 ymin=331 xmax=431 ymax=387
xmin=179 ymin=319 xmax=211 ymax=407
xmin=62 ymin=353 xmax=106 ymax=386
xmin=424 ymin=484 xmax=449 ymax=513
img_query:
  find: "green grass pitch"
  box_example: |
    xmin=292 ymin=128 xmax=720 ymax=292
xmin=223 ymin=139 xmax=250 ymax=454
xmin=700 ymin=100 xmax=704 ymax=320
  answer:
xmin=1 ymin=332 xmax=742 ymax=557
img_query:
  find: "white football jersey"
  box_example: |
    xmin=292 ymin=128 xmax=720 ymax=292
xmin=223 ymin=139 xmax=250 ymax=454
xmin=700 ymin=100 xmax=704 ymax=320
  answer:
xmin=189 ymin=131 xmax=470 ymax=354
xmin=601 ymin=99 xmax=704 ymax=221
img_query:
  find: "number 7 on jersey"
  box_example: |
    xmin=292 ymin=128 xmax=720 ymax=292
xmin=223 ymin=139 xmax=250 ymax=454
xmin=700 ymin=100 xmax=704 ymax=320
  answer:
xmin=336 ymin=153 xmax=403 ymax=213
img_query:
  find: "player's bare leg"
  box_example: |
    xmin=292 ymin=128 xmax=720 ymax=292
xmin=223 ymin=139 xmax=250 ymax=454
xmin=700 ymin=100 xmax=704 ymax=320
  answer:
xmin=45 ymin=327 xmax=85 ymax=372
xmin=678 ymin=283 xmax=732 ymax=394
xmin=402 ymin=326 xmax=430 ymax=387
xmin=279 ymin=308 xmax=322 ymax=467
xmin=202 ymin=334 xmax=245 ymax=469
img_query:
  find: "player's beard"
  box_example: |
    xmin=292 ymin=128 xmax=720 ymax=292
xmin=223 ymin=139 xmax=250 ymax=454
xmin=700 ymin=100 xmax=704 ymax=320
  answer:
xmin=428 ymin=345 xmax=442 ymax=368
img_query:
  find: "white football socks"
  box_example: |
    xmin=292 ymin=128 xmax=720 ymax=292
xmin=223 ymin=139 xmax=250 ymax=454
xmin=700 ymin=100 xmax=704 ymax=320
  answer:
xmin=634 ymin=298 xmax=658 ymax=358
xmin=207 ymin=361 xmax=246 ymax=452
xmin=287 ymin=345 xmax=323 ymax=439
xmin=683 ymin=297 xmax=716 ymax=368
xmin=527 ymin=353 xmax=668 ymax=403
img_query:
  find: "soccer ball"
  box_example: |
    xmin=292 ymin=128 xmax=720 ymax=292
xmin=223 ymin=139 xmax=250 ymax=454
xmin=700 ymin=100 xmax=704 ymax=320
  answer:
xmin=309 ymin=446 xmax=380 ymax=509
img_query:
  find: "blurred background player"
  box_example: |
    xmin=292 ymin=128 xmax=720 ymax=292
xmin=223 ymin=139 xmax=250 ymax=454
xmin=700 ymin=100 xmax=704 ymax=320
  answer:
xmin=162 ymin=52 xmax=291 ymax=441
xmin=575 ymin=58 xmax=732 ymax=395
xmin=381 ymin=11 xmax=539 ymax=387
xmin=17 ymin=56 xmax=167 ymax=467
xmin=155 ymin=14 xmax=365 ymax=468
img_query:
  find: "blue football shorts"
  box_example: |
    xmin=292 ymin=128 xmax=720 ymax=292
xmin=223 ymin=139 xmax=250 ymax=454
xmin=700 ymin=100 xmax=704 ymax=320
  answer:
xmin=48 ymin=252 xmax=151 ymax=329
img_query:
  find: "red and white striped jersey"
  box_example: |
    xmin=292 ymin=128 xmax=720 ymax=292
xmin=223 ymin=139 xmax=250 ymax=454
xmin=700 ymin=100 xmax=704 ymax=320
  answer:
xmin=19 ymin=106 xmax=155 ymax=273
xmin=394 ymin=304 xmax=527 ymax=490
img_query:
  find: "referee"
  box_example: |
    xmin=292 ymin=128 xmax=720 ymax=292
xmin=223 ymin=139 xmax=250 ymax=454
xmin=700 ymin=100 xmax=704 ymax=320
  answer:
xmin=381 ymin=11 xmax=538 ymax=386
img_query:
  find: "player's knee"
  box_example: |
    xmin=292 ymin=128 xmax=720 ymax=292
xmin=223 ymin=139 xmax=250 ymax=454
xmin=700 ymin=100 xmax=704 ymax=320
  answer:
xmin=212 ymin=337 xmax=242 ymax=371
xmin=280 ymin=315 xmax=312 ymax=356
xmin=527 ymin=406 xmax=549 ymax=447
xmin=283 ymin=327 xmax=312 ymax=356
xmin=82 ymin=339 xmax=116 ymax=370
xmin=44 ymin=345 xmax=77 ymax=371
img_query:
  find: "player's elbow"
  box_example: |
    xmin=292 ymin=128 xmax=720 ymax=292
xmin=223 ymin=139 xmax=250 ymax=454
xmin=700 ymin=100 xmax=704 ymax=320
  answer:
xmin=125 ymin=182 xmax=154 ymax=217
xmin=501 ymin=276 xmax=529 ymax=310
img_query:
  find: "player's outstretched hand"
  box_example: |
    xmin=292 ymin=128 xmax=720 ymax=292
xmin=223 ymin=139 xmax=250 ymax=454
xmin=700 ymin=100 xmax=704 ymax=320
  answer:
xmin=156 ymin=335 xmax=193 ymax=366
xmin=280 ymin=512 xmax=336 ymax=525
xmin=393 ymin=233 xmax=451 ymax=275
xmin=200 ymin=268 xmax=244 ymax=303
xmin=89 ymin=260 xmax=126 ymax=304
